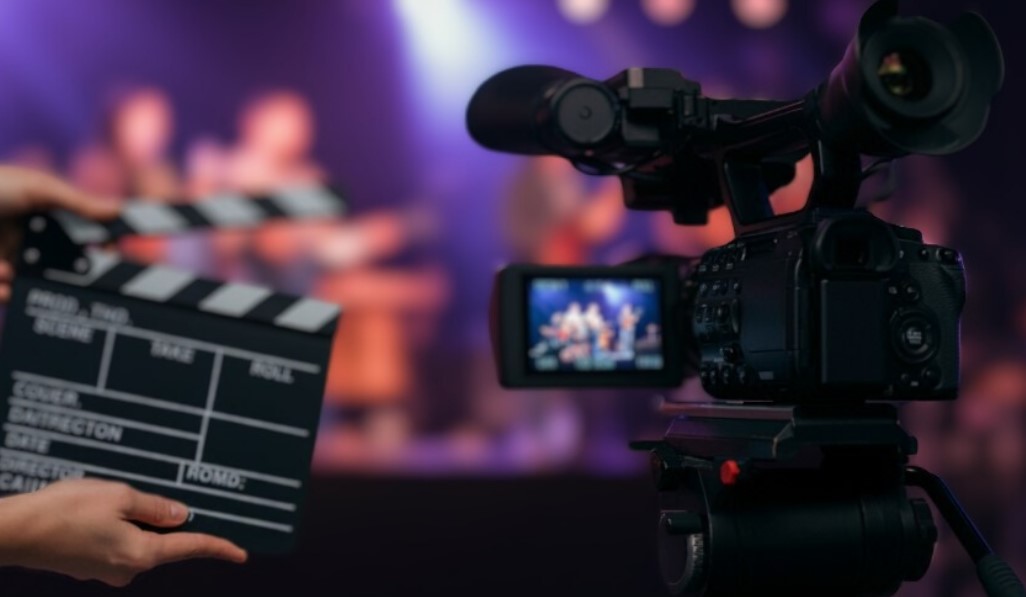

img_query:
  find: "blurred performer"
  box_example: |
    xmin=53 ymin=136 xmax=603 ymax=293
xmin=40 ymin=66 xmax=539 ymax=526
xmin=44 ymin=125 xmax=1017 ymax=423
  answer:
xmin=616 ymin=303 xmax=642 ymax=356
xmin=583 ymin=302 xmax=605 ymax=337
xmin=70 ymin=86 xmax=180 ymax=198
xmin=217 ymin=90 xmax=325 ymax=288
xmin=222 ymin=91 xmax=322 ymax=190
xmin=480 ymin=156 xmax=628 ymax=470
xmin=68 ymin=86 xmax=181 ymax=263
xmin=209 ymin=90 xmax=450 ymax=469
xmin=308 ymin=207 xmax=450 ymax=472
xmin=503 ymin=156 xmax=624 ymax=265
xmin=597 ymin=324 xmax=616 ymax=354
xmin=561 ymin=301 xmax=586 ymax=342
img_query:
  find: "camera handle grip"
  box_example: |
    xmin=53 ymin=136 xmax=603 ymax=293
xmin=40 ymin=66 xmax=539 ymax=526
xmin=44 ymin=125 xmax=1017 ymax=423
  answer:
xmin=705 ymin=97 xmax=864 ymax=237
xmin=905 ymin=466 xmax=1026 ymax=597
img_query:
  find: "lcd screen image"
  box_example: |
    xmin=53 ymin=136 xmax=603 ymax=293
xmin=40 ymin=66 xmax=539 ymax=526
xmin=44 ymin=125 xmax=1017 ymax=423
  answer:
xmin=527 ymin=277 xmax=664 ymax=373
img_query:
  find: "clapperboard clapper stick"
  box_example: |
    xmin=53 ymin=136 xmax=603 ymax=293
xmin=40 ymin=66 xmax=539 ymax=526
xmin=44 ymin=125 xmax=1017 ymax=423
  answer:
xmin=0 ymin=186 xmax=346 ymax=553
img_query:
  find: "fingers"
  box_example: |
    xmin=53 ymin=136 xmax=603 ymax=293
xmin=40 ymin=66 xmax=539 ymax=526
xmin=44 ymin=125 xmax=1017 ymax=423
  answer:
xmin=121 ymin=489 xmax=190 ymax=528
xmin=94 ymin=530 xmax=246 ymax=587
xmin=150 ymin=532 xmax=248 ymax=566
xmin=115 ymin=485 xmax=247 ymax=566
xmin=26 ymin=170 xmax=120 ymax=221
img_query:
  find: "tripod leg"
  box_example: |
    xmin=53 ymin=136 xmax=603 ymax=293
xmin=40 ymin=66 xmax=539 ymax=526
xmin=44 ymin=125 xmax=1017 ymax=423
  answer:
xmin=905 ymin=466 xmax=1026 ymax=597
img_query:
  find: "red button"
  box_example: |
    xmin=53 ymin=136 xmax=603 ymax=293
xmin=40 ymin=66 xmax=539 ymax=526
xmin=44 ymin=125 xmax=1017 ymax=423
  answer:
xmin=720 ymin=459 xmax=742 ymax=486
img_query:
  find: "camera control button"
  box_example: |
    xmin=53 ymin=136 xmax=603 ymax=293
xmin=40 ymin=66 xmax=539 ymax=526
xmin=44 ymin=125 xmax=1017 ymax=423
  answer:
xmin=902 ymin=281 xmax=921 ymax=302
xmin=893 ymin=313 xmax=937 ymax=362
xmin=719 ymin=365 xmax=734 ymax=385
xmin=714 ymin=304 xmax=729 ymax=323
xmin=729 ymin=300 xmax=741 ymax=335
xmin=920 ymin=365 xmax=942 ymax=388
xmin=695 ymin=304 xmax=709 ymax=323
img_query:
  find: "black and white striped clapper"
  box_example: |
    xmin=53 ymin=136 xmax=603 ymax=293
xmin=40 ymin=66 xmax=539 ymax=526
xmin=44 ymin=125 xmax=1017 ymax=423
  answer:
xmin=0 ymin=186 xmax=346 ymax=553
xmin=53 ymin=185 xmax=346 ymax=245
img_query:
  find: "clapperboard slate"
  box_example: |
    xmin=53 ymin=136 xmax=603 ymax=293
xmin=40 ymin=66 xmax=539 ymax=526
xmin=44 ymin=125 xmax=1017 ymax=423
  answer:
xmin=0 ymin=187 xmax=345 ymax=553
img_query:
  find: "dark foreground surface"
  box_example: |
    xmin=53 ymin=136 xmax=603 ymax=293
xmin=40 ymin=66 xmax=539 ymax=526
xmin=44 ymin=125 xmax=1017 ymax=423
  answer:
xmin=0 ymin=475 xmax=666 ymax=596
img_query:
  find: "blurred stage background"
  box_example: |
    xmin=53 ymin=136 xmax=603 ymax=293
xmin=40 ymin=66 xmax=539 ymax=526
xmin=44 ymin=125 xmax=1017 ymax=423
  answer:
xmin=0 ymin=0 xmax=1022 ymax=594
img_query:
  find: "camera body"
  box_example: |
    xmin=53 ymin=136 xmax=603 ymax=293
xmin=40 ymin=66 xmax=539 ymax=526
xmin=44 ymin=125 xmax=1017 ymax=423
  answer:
xmin=690 ymin=208 xmax=964 ymax=402
xmin=469 ymin=0 xmax=995 ymax=404
xmin=492 ymin=206 xmax=965 ymax=402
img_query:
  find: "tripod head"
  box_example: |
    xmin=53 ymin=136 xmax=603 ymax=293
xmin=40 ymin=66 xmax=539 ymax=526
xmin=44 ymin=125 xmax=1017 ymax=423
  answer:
xmin=632 ymin=405 xmax=1024 ymax=596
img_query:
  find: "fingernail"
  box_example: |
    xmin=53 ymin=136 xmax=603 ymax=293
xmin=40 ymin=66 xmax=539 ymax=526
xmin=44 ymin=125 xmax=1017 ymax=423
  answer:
xmin=170 ymin=502 xmax=188 ymax=521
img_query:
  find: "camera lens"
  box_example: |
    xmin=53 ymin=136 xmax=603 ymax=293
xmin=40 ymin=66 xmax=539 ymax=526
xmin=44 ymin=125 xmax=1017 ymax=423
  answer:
xmin=877 ymin=50 xmax=931 ymax=101
xmin=814 ymin=3 xmax=1002 ymax=156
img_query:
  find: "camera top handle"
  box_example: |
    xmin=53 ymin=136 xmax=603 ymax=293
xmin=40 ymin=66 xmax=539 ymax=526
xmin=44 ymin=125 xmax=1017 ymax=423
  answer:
xmin=465 ymin=0 xmax=1003 ymax=236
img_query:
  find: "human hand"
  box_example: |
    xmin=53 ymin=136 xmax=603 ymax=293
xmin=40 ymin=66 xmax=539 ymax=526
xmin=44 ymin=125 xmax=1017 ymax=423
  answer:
xmin=0 ymin=478 xmax=247 ymax=587
xmin=0 ymin=166 xmax=120 ymax=302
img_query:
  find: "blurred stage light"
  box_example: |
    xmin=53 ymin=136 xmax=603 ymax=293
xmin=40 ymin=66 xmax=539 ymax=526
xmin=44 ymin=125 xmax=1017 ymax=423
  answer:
xmin=393 ymin=0 xmax=511 ymax=135
xmin=641 ymin=0 xmax=697 ymax=26
xmin=557 ymin=0 xmax=611 ymax=25
xmin=395 ymin=0 xmax=478 ymax=65
xmin=731 ymin=0 xmax=788 ymax=29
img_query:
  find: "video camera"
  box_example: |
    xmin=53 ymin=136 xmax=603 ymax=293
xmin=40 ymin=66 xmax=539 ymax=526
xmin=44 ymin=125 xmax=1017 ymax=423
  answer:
xmin=468 ymin=1 xmax=1023 ymax=596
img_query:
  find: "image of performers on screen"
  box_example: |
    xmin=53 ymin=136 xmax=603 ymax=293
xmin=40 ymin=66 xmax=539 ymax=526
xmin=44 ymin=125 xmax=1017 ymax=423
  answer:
xmin=527 ymin=278 xmax=664 ymax=372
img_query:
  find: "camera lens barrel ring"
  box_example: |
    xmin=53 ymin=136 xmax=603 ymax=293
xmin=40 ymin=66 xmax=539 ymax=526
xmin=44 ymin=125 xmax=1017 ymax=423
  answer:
xmin=861 ymin=19 xmax=964 ymax=120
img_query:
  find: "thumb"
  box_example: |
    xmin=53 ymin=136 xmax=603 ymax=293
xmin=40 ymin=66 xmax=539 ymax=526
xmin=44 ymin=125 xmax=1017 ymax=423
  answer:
xmin=122 ymin=490 xmax=190 ymax=528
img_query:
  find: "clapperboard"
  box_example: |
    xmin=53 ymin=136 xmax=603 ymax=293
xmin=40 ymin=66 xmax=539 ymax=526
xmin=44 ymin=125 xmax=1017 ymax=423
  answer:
xmin=0 ymin=187 xmax=344 ymax=553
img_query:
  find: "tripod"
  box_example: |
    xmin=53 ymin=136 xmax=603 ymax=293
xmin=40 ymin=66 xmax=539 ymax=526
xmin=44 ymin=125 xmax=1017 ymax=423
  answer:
xmin=632 ymin=403 xmax=1026 ymax=597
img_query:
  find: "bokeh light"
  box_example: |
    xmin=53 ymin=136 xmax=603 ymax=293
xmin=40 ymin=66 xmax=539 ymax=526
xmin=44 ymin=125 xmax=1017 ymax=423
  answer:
xmin=641 ymin=0 xmax=697 ymax=26
xmin=557 ymin=0 xmax=611 ymax=25
xmin=731 ymin=0 xmax=788 ymax=29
